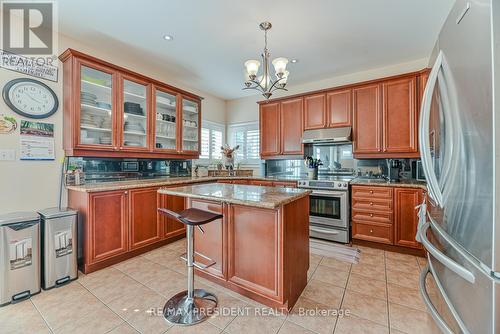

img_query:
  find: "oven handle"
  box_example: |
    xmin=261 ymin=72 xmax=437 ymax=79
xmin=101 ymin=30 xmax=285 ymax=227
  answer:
xmin=310 ymin=190 xmax=346 ymax=197
xmin=310 ymin=226 xmax=341 ymax=235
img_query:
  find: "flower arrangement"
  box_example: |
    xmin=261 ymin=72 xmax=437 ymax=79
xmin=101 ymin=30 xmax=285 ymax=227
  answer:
xmin=220 ymin=144 xmax=240 ymax=169
xmin=304 ymin=156 xmax=322 ymax=179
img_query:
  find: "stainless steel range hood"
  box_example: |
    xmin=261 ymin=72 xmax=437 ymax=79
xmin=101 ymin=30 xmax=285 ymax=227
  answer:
xmin=302 ymin=127 xmax=352 ymax=144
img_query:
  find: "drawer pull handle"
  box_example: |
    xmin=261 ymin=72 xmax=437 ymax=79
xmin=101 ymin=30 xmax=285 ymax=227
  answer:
xmin=370 ymin=229 xmax=373 ymax=233
xmin=370 ymin=213 xmax=373 ymax=217
xmin=370 ymin=202 xmax=373 ymax=206
xmin=370 ymin=190 xmax=373 ymax=194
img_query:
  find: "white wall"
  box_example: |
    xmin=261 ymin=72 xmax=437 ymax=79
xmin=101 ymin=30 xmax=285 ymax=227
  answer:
xmin=0 ymin=30 xmax=226 ymax=213
xmin=225 ymin=58 xmax=429 ymax=124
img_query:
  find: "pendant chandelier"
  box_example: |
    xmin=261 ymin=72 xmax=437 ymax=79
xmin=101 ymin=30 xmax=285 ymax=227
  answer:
xmin=243 ymin=22 xmax=289 ymax=99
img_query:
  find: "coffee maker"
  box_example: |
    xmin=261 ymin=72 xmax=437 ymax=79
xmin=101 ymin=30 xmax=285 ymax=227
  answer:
xmin=388 ymin=159 xmax=401 ymax=182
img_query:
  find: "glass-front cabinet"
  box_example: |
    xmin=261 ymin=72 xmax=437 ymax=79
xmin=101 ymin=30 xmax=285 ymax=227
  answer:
xmin=79 ymin=64 xmax=115 ymax=149
xmin=61 ymin=49 xmax=201 ymax=158
xmin=153 ymin=87 xmax=178 ymax=152
xmin=180 ymin=97 xmax=200 ymax=153
xmin=120 ymin=76 xmax=150 ymax=150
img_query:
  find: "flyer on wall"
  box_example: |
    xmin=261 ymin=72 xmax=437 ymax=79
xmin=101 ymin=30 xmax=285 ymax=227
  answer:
xmin=19 ymin=120 xmax=55 ymax=160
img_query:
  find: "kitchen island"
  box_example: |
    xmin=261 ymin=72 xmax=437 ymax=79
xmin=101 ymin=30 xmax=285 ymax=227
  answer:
xmin=158 ymin=183 xmax=311 ymax=311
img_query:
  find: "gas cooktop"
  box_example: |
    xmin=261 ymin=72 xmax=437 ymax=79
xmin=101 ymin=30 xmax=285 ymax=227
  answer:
xmin=297 ymin=175 xmax=354 ymax=190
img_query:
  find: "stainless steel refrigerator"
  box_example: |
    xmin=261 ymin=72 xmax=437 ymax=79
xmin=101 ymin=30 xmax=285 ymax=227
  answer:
xmin=416 ymin=0 xmax=500 ymax=333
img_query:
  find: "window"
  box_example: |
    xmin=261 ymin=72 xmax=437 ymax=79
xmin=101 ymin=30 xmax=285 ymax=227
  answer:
xmin=199 ymin=120 xmax=224 ymax=160
xmin=227 ymin=122 xmax=260 ymax=164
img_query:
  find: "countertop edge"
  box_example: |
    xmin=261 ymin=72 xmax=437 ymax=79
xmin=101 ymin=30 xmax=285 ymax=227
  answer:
xmin=350 ymin=179 xmax=427 ymax=190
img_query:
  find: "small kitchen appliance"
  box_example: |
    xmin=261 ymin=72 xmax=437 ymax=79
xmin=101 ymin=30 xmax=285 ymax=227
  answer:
xmin=388 ymin=159 xmax=401 ymax=182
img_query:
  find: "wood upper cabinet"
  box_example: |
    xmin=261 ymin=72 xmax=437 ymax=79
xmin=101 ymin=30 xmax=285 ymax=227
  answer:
xmin=418 ymin=70 xmax=430 ymax=111
xmin=327 ymin=89 xmax=352 ymax=127
xmin=260 ymin=102 xmax=281 ymax=156
xmin=382 ymin=77 xmax=418 ymax=153
xmin=59 ymin=48 xmax=201 ymax=158
xmin=394 ymin=188 xmax=423 ymax=249
xmin=129 ymin=187 xmax=162 ymax=249
xmin=88 ymin=190 xmax=128 ymax=262
xmin=192 ymin=199 xmax=226 ymax=279
xmin=280 ymin=98 xmax=303 ymax=155
xmin=353 ymin=84 xmax=382 ymax=154
xmin=304 ymin=93 xmax=327 ymax=129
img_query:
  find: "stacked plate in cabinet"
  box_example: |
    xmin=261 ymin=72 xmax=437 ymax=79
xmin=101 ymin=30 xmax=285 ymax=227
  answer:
xmin=81 ymin=92 xmax=97 ymax=106
xmin=124 ymin=102 xmax=143 ymax=115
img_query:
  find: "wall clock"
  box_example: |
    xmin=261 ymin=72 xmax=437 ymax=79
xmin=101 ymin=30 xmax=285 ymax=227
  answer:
xmin=2 ymin=78 xmax=59 ymax=119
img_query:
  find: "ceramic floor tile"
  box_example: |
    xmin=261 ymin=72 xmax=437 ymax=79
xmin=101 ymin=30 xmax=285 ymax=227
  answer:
xmin=224 ymin=307 xmax=286 ymax=334
xmin=310 ymin=253 xmax=323 ymax=266
xmin=346 ymin=272 xmax=387 ymax=300
xmin=341 ymin=290 xmax=388 ymax=326
xmin=78 ymin=267 xmax=128 ymax=291
xmin=357 ymin=252 xmax=385 ymax=266
xmin=357 ymin=245 xmax=384 ymax=257
xmin=166 ymin=321 xmax=222 ymax=334
xmin=91 ymin=274 xmax=146 ymax=304
xmin=417 ymin=256 xmax=428 ymax=269
xmin=107 ymin=322 xmax=140 ymax=334
xmin=385 ymin=257 xmax=420 ymax=275
xmin=307 ymin=261 xmax=319 ymax=282
xmin=318 ymin=257 xmax=352 ymax=273
xmin=350 ymin=261 xmax=386 ymax=281
xmin=114 ymin=256 xmax=175 ymax=284
xmin=387 ymin=283 xmax=426 ymax=311
xmin=384 ymin=251 xmax=418 ymax=262
xmin=53 ymin=303 xmax=123 ymax=334
xmin=32 ymin=282 xmax=104 ymax=330
xmin=206 ymin=292 xmax=249 ymax=330
xmin=334 ymin=314 xmax=389 ymax=334
xmin=300 ymin=279 xmax=345 ymax=308
xmin=106 ymin=284 xmax=164 ymax=320
xmin=278 ymin=321 xmax=316 ymax=334
xmin=311 ymin=265 xmax=349 ymax=288
xmin=286 ymin=296 xmax=338 ymax=334
xmin=0 ymin=300 xmax=51 ymax=334
xmin=144 ymin=269 xmax=191 ymax=299
xmin=124 ymin=299 xmax=173 ymax=334
xmin=386 ymin=268 xmax=420 ymax=290
xmin=389 ymin=303 xmax=440 ymax=334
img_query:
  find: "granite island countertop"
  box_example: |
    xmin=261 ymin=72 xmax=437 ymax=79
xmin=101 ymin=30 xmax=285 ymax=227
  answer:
xmin=158 ymin=183 xmax=311 ymax=209
xmin=350 ymin=177 xmax=427 ymax=190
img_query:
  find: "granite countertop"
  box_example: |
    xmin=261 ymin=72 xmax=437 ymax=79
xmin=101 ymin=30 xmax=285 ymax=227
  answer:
xmin=350 ymin=177 xmax=427 ymax=190
xmin=65 ymin=176 xmax=299 ymax=193
xmin=158 ymin=183 xmax=311 ymax=209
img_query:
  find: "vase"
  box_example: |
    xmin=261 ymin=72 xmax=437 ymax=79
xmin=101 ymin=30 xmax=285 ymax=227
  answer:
xmin=307 ymin=167 xmax=318 ymax=180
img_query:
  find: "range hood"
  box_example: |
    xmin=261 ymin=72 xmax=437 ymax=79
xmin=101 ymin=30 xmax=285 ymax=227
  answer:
xmin=302 ymin=127 xmax=352 ymax=144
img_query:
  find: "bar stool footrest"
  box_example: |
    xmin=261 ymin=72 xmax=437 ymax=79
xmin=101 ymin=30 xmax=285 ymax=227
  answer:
xmin=180 ymin=252 xmax=216 ymax=270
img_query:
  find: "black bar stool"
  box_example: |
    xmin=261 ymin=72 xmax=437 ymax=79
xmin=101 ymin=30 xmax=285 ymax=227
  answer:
xmin=158 ymin=207 xmax=222 ymax=326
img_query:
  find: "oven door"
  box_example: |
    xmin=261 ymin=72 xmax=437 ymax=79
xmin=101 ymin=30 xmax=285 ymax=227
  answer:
xmin=309 ymin=190 xmax=347 ymax=229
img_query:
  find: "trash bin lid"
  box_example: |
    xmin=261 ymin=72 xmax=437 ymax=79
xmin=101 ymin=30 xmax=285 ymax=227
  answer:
xmin=0 ymin=211 xmax=40 ymax=226
xmin=38 ymin=207 xmax=78 ymax=219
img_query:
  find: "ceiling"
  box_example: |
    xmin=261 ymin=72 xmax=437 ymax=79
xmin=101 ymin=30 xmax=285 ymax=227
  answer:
xmin=58 ymin=0 xmax=454 ymax=100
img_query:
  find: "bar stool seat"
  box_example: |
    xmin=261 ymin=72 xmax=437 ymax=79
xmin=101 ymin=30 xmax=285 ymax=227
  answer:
xmin=158 ymin=207 xmax=222 ymax=326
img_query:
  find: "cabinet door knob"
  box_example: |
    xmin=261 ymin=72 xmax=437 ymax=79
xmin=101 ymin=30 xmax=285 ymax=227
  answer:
xmin=370 ymin=202 xmax=373 ymax=206
xmin=370 ymin=229 xmax=373 ymax=233
xmin=370 ymin=190 xmax=374 ymax=194
xmin=370 ymin=213 xmax=373 ymax=217
xmin=124 ymin=191 xmax=128 ymax=194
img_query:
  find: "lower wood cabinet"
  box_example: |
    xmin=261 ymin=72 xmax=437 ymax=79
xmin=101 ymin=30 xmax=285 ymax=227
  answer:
xmin=69 ymin=186 xmax=186 ymax=273
xmin=129 ymin=187 xmax=162 ymax=249
xmin=88 ymin=190 xmax=129 ymax=263
xmin=351 ymin=185 xmax=424 ymax=249
xmin=394 ymin=187 xmax=424 ymax=249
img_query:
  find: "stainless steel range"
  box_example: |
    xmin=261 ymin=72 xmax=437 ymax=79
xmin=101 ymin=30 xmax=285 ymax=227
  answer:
xmin=297 ymin=176 xmax=352 ymax=243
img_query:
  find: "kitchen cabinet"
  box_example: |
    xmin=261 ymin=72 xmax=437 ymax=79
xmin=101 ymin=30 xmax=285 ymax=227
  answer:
xmin=159 ymin=192 xmax=186 ymax=238
xmin=280 ymin=98 xmax=304 ymax=155
xmin=327 ymin=89 xmax=352 ymax=127
xmin=129 ymin=187 xmax=162 ymax=249
xmin=304 ymin=93 xmax=327 ymax=129
xmin=88 ymin=190 xmax=129 ymax=263
xmin=192 ymin=199 xmax=226 ymax=279
xmin=60 ymin=48 xmax=202 ymax=158
xmin=272 ymin=181 xmax=297 ymax=188
xmin=249 ymin=180 xmax=274 ymax=186
xmin=353 ymin=84 xmax=382 ymax=155
xmin=260 ymin=102 xmax=281 ymax=156
xmin=382 ymin=77 xmax=418 ymax=154
xmin=394 ymin=188 xmax=424 ymax=249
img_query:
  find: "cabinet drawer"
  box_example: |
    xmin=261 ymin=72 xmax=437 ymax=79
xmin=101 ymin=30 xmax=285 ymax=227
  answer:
xmin=352 ymin=197 xmax=392 ymax=212
xmin=352 ymin=221 xmax=393 ymax=244
xmin=352 ymin=210 xmax=392 ymax=224
xmin=249 ymin=180 xmax=274 ymax=186
xmin=272 ymin=181 xmax=297 ymax=188
xmin=352 ymin=186 xmax=393 ymax=199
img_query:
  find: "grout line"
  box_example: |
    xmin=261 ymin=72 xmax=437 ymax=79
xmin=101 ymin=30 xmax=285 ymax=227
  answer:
xmin=332 ymin=262 xmax=352 ymax=334
xmin=30 ymin=299 xmax=55 ymax=334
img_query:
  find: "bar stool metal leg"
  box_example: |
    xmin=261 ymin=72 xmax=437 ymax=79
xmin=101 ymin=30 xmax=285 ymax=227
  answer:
xmin=162 ymin=225 xmax=218 ymax=326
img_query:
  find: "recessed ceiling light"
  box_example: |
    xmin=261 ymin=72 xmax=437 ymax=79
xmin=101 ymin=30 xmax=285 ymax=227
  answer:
xmin=163 ymin=34 xmax=174 ymax=41
xmin=290 ymin=59 xmax=299 ymax=63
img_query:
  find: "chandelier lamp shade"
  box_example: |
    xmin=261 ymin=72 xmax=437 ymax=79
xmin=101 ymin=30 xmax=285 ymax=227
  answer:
xmin=243 ymin=22 xmax=289 ymax=99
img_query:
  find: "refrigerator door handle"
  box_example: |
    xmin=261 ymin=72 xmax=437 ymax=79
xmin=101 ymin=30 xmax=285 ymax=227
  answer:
xmin=419 ymin=51 xmax=444 ymax=207
xmin=419 ymin=263 xmax=470 ymax=334
xmin=417 ymin=221 xmax=475 ymax=283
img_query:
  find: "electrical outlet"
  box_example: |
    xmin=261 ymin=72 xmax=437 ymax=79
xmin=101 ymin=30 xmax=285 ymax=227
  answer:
xmin=0 ymin=149 xmax=16 ymax=161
